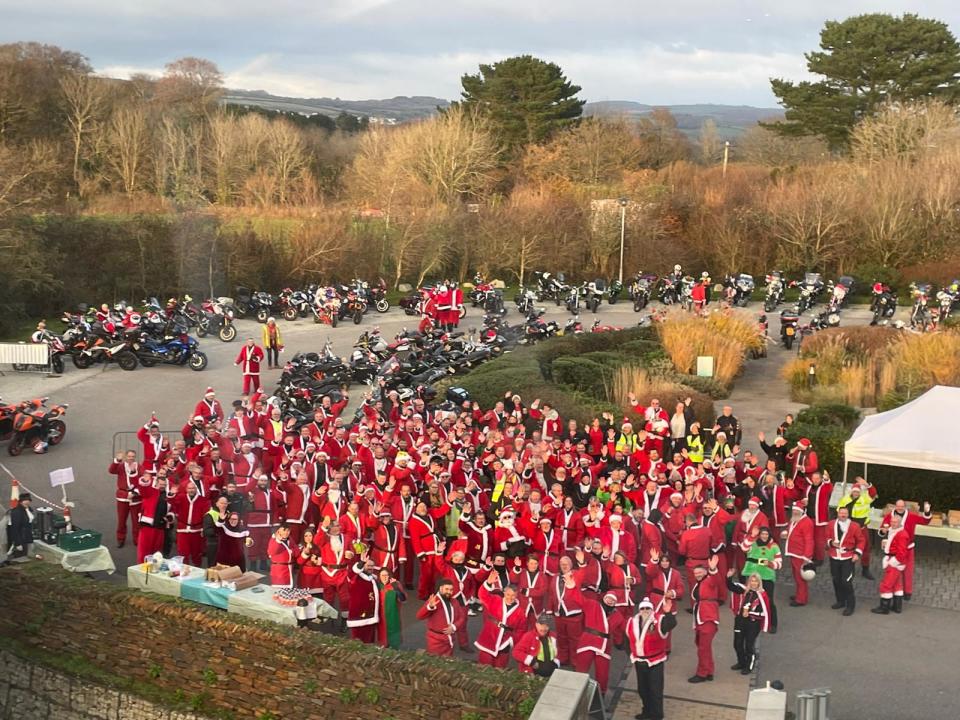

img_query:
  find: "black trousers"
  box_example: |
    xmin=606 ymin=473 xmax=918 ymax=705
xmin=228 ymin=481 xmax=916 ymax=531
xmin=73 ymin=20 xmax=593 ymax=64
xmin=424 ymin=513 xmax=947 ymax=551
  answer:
xmin=733 ymin=616 xmax=761 ymax=669
xmin=635 ymin=661 xmax=665 ymax=720
xmin=830 ymin=558 xmax=856 ymax=611
xmin=265 ymin=344 xmax=280 ymax=366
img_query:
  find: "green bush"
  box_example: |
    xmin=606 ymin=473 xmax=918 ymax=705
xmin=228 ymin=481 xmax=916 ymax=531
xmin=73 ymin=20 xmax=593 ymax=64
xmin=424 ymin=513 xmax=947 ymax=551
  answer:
xmin=672 ymin=374 xmax=729 ymax=400
xmin=552 ymin=357 xmax=612 ymax=398
xmin=795 ymin=404 xmax=861 ymax=431
xmin=534 ymin=327 xmax=656 ymax=379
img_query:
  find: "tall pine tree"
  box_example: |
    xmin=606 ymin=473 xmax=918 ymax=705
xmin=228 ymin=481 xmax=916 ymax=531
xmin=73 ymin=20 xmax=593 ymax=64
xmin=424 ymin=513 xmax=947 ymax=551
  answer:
xmin=768 ymin=13 xmax=960 ymax=149
xmin=456 ymin=55 xmax=584 ymax=156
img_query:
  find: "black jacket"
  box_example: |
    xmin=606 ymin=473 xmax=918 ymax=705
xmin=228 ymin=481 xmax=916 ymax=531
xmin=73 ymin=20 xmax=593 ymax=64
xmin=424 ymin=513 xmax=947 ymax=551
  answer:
xmin=7 ymin=505 xmax=34 ymax=549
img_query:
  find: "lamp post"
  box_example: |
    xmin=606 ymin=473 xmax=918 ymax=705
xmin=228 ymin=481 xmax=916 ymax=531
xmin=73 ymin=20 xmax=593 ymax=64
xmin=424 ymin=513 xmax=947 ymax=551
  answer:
xmin=617 ymin=197 xmax=628 ymax=284
xmin=722 ymin=141 xmax=730 ymax=177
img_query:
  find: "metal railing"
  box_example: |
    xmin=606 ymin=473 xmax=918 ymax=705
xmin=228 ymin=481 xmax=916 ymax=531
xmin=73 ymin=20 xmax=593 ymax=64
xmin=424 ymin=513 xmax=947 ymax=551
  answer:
xmin=0 ymin=342 xmax=50 ymax=374
xmin=796 ymin=688 xmax=831 ymax=720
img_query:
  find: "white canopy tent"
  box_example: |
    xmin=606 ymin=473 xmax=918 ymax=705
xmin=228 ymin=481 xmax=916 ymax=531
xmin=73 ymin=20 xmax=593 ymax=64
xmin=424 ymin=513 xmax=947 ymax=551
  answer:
xmin=844 ymin=385 xmax=960 ymax=479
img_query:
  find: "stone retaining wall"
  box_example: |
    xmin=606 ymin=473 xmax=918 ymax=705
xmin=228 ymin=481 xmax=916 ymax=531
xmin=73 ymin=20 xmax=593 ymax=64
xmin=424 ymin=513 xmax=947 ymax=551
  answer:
xmin=0 ymin=565 xmax=542 ymax=720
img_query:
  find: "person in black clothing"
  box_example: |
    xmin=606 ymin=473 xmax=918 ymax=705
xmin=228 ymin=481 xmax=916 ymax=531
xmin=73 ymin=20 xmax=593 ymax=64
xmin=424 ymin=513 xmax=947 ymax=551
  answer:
xmin=204 ymin=496 xmax=229 ymax=567
xmin=6 ymin=494 xmax=35 ymax=559
xmin=777 ymin=414 xmax=794 ymax=437
xmin=757 ymin=431 xmax=788 ymax=471
xmin=713 ymin=406 xmax=742 ymax=446
xmin=726 ymin=571 xmax=771 ymax=674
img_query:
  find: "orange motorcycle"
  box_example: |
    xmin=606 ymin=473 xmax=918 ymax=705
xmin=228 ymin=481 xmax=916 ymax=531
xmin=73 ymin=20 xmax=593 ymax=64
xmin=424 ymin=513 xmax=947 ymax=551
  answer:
xmin=5 ymin=398 xmax=68 ymax=456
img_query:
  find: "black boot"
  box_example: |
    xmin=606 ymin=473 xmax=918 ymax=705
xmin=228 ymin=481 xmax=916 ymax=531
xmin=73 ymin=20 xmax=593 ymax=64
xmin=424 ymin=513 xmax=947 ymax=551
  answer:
xmin=892 ymin=596 xmax=903 ymax=614
xmin=871 ymin=598 xmax=890 ymax=615
xmin=862 ymin=566 xmax=875 ymax=580
xmin=903 ymin=593 xmax=912 ymax=601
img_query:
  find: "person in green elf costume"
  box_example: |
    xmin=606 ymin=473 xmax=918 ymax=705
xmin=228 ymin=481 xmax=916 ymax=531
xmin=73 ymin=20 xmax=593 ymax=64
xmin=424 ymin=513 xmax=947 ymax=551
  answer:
xmin=741 ymin=525 xmax=781 ymax=633
xmin=376 ymin=567 xmax=408 ymax=648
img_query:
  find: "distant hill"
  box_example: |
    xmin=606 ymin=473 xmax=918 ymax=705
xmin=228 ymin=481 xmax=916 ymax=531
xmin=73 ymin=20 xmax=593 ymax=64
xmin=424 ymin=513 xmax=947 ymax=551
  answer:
xmin=222 ymin=89 xmax=450 ymax=123
xmin=584 ymin=101 xmax=784 ymax=139
xmin=222 ymin=90 xmax=781 ymax=136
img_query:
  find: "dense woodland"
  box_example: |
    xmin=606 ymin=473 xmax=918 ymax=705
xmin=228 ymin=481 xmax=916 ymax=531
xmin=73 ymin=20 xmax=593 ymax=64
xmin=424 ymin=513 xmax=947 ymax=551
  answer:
xmin=2 ymin=29 xmax=960 ymax=331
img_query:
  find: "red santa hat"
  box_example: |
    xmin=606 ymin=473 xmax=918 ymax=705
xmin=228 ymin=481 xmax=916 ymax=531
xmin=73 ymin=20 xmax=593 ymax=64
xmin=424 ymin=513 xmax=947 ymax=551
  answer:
xmin=747 ymin=497 xmax=760 ymax=508
xmin=538 ymin=516 xmax=552 ymax=525
xmin=602 ymin=592 xmax=618 ymax=604
xmin=609 ymin=514 xmax=623 ymax=524
xmin=204 ymin=387 xmax=215 ymax=398
xmin=798 ymin=438 xmax=811 ymax=448
xmin=670 ymin=492 xmax=683 ymax=501
xmin=193 ymin=415 xmax=204 ymax=422
xmin=794 ymin=498 xmax=808 ymax=511
xmin=637 ymin=598 xmax=654 ymax=611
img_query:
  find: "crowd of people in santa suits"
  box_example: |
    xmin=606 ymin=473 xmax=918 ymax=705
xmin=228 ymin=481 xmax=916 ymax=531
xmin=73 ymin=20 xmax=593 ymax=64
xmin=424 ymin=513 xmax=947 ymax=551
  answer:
xmin=111 ymin=381 xmax=933 ymax=719
xmin=416 ymin=280 xmax=464 ymax=335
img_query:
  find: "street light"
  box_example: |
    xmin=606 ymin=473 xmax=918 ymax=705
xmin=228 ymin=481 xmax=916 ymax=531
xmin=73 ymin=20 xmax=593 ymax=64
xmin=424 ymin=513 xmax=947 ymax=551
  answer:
xmin=617 ymin=197 xmax=628 ymax=284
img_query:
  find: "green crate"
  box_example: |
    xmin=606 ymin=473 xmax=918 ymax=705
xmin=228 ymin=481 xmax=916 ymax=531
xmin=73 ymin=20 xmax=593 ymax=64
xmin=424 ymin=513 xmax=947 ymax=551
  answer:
xmin=57 ymin=528 xmax=102 ymax=552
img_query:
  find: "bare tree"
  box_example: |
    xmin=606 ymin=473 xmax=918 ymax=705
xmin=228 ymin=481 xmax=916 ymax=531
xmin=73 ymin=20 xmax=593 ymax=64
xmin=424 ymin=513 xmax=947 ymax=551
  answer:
xmin=206 ymin=112 xmax=242 ymax=204
xmin=698 ymin=119 xmax=723 ymax=165
xmin=266 ymin=119 xmax=306 ymax=205
xmin=108 ymin=106 xmax=148 ymax=195
xmin=156 ymin=57 xmax=223 ymax=117
xmin=60 ymin=71 xmax=105 ymax=194
xmin=0 ymin=141 xmax=58 ymax=217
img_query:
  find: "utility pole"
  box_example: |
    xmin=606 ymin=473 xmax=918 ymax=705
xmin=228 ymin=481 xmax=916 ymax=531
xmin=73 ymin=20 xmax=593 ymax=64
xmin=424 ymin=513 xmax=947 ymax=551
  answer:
xmin=618 ymin=197 xmax=628 ymax=284
xmin=722 ymin=141 xmax=730 ymax=177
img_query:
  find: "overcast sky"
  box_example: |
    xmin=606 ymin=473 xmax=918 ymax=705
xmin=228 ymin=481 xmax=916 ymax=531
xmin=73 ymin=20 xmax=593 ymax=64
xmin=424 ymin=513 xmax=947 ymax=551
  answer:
xmin=2 ymin=1 xmax=958 ymax=106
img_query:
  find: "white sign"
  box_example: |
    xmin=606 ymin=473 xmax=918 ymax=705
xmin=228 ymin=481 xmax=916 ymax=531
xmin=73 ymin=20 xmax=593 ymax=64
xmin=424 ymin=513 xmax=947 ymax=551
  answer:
xmin=696 ymin=356 xmax=715 ymax=378
xmin=49 ymin=467 xmax=75 ymax=488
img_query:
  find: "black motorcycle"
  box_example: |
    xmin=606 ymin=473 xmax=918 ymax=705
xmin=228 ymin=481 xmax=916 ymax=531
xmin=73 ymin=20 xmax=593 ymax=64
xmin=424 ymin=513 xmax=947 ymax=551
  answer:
xmin=763 ymin=272 xmax=785 ymax=313
xmin=870 ymin=284 xmax=898 ymax=326
xmin=607 ymin=279 xmax=623 ymax=304
xmin=780 ymin=310 xmax=799 ymax=350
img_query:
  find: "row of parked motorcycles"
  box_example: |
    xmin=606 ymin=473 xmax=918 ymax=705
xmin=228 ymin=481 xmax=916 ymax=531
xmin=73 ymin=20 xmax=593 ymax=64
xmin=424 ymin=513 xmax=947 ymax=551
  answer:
xmin=32 ymin=302 xmax=209 ymax=373
xmin=233 ymin=280 xmax=390 ymax=326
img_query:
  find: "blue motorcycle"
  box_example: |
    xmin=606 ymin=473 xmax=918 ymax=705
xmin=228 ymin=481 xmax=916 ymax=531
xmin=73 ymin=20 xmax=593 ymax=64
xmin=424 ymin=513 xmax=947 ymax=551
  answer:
xmin=132 ymin=330 xmax=208 ymax=371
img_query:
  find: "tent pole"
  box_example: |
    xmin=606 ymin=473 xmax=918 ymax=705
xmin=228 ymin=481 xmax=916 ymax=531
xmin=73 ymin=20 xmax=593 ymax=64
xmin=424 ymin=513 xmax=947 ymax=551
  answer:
xmin=842 ymin=460 xmax=848 ymax=496
xmin=864 ymin=463 xmax=868 ymax=483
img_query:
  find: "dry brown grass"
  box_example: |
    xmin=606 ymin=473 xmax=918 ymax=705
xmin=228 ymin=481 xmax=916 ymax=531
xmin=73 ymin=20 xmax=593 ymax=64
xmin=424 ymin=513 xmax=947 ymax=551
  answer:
xmin=786 ymin=327 xmax=960 ymax=406
xmin=609 ymin=365 xmax=715 ymax=425
xmin=658 ymin=313 xmax=761 ymax=387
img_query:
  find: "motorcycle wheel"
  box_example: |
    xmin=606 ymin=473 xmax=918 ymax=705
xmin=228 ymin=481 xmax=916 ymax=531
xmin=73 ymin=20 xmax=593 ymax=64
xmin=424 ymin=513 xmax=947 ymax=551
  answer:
xmin=234 ymin=303 xmax=248 ymax=319
xmin=189 ymin=351 xmax=208 ymax=371
xmin=7 ymin=434 xmax=24 ymax=457
xmin=72 ymin=353 xmax=93 ymax=370
xmin=555 ymin=296 xmax=562 ymax=306
xmin=219 ymin=324 xmax=237 ymax=342
xmin=47 ymin=419 xmax=67 ymax=446
xmin=313 ymin=314 xmax=322 ymax=324
xmin=138 ymin=356 xmax=158 ymax=367
xmin=51 ymin=355 xmax=64 ymax=375
xmin=784 ymin=336 xmax=794 ymax=350
xmin=609 ymin=295 xmax=618 ymax=305
xmin=376 ymin=299 xmax=390 ymax=313
xmin=116 ymin=351 xmax=138 ymax=371
xmin=633 ymin=299 xmax=643 ymax=312
xmin=459 ymin=306 xmax=467 ymax=319
xmin=256 ymin=309 xmax=269 ymax=323
xmin=331 ymin=315 xmax=339 ymax=328
xmin=353 ymin=310 xmax=363 ymax=325
xmin=764 ymin=300 xmax=775 ymax=313
xmin=590 ymin=299 xmax=600 ymax=313
xmin=196 ymin=324 xmax=208 ymax=337
xmin=283 ymin=307 xmax=298 ymax=322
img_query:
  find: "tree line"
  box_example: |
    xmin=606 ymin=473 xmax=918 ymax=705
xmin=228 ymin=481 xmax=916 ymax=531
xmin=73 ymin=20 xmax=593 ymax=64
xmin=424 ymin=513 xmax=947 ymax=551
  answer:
xmin=2 ymin=12 xmax=960 ymax=333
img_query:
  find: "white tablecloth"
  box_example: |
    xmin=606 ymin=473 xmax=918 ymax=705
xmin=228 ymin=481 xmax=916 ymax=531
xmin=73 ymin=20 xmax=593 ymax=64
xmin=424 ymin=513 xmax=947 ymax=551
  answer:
xmin=35 ymin=540 xmax=116 ymax=574
xmin=227 ymin=587 xmax=338 ymax=626
xmin=126 ymin=565 xmax=205 ymax=596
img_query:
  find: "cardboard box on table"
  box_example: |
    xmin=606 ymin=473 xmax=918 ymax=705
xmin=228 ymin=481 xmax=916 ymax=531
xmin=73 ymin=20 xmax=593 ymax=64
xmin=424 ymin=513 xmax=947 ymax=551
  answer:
xmin=205 ymin=564 xmax=264 ymax=590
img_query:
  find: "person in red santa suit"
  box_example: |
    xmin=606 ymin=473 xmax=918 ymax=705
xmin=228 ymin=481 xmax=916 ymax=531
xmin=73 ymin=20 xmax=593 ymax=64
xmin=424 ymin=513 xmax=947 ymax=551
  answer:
xmin=545 ymin=556 xmax=585 ymax=666
xmin=267 ymin=524 xmax=296 ymax=588
xmin=296 ymin=526 xmax=325 ymax=594
xmin=418 ymin=288 xmax=437 ymax=335
xmin=528 ymin=399 xmax=561 ymax=441
xmin=527 ymin=516 xmax=563 ymax=575
xmin=409 ymin=499 xmax=449 ymax=600
xmin=605 ymin=550 xmax=642 ymax=636
xmin=280 ymin=471 xmax=311 ymax=544
xmin=417 ymin=577 xmax=467 ymax=656
xmin=731 ymin=497 xmax=769 ymax=576
xmin=136 ymin=471 xmax=172 ymax=563
xmin=432 ymin=544 xmax=475 ymax=650
xmin=783 ymin=501 xmax=815 ymax=606
xmin=627 ymin=596 xmax=678 ymax=720
xmin=215 ymin=511 xmax=251 ymax=572
xmin=234 ymin=338 xmax=264 ymax=395
xmin=878 ymin=498 xmax=932 ymax=601
xmin=514 ymin=553 xmax=549 ymax=628
xmin=787 ymin=437 xmax=819 ymax=481
xmin=315 ymin=517 xmax=354 ymax=612
xmin=169 ymin=479 xmax=210 ymax=566
xmin=804 ymin=471 xmax=833 ymax=565
xmin=643 ymin=548 xmax=684 ymax=658
xmin=449 ymin=281 xmax=464 ymax=330
xmin=193 ymin=387 xmax=223 ymax=424
xmin=872 ymin=512 xmax=910 ymax=615
xmin=459 ymin=506 xmax=494 ymax=577
xmin=385 ymin=483 xmax=418 ymax=586
xmin=346 ymin=551 xmax=381 ymax=644
xmin=370 ymin=509 xmax=407 ymax=576
xmin=136 ymin=416 xmax=169 ymax=471
xmin=599 ymin=514 xmax=638 ymax=564
xmin=678 ymin=513 xmax=712 ymax=603
xmin=573 ymin=591 xmax=626 ymax=694
xmin=475 ymin=571 xmax=527 ymax=667
xmin=109 ymin=450 xmax=142 ymax=548
xmin=513 ymin=614 xmax=561 ymax=677
xmin=246 ymin=472 xmax=279 ymax=572
xmin=688 ymin=554 xmax=723 ymax=683
xmin=556 ymin=495 xmax=585 ymax=553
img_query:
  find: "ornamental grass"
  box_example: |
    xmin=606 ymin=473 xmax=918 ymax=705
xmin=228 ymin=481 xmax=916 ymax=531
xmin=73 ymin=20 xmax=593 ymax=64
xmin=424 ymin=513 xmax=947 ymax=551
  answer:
xmin=657 ymin=312 xmax=761 ymax=387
